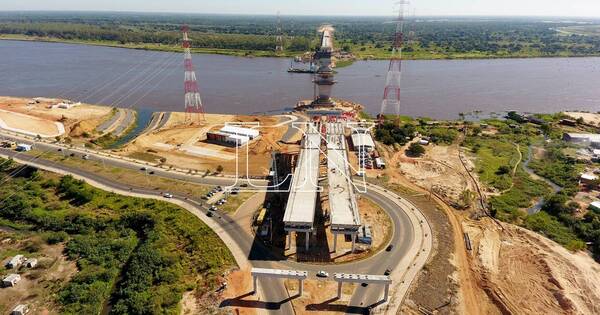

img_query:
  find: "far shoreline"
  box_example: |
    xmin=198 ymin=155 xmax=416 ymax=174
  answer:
xmin=3 ymin=35 xmax=600 ymax=63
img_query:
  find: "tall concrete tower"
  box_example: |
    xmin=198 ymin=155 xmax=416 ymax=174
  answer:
xmin=312 ymin=25 xmax=336 ymax=107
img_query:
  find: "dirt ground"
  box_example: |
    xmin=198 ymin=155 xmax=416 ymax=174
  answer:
xmin=122 ymin=112 xmax=290 ymax=176
xmin=0 ymin=231 xmax=77 ymax=315
xmin=285 ymin=279 xmax=356 ymax=314
xmin=284 ymin=194 xmax=392 ymax=264
xmin=465 ymin=218 xmax=600 ymax=315
xmin=376 ymin=139 xmax=600 ymax=315
xmin=0 ymin=96 xmax=112 ymax=137
xmin=377 ymin=141 xmax=477 ymax=208
xmin=0 ymin=109 xmax=62 ymax=137
xmin=565 ymin=111 xmax=600 ymax=126
xmin=217 ymin=267 xmax=259 ymax=315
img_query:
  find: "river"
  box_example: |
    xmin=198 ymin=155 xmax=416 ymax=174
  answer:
xmin=1 ymin=40 xmax=599 ymax=119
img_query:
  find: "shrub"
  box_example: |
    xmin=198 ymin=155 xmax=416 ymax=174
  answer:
xmin=406 ymin=143 xmax=425 ymax=157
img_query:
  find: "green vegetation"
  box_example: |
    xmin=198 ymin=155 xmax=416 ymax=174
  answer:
xmin=2 ymin=13 xmax=600 ymax=60
xmin=528 ymin=142 xmax=581 ymax=193
xmin=374 ymin=121 xmax=416 ymax=145
xmin=525 ymin=211 xmax=586 ymax=251
xmin=0 ymin=160 xmax=234 ymax=314
xmin=406 ymin=142 xmax=425 ymax=157
xmin=462 ymin=120 xmax=551 ymax=222
xmin=463 ymin=117 xmax=600 ymax=260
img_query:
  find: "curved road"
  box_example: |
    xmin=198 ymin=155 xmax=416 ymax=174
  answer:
xmin=0 ymin=129 xmax=432 ymax=314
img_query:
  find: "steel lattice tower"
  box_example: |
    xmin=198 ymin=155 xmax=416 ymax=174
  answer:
xmin=182 ymin=25 xmax=205 ymax=122
xmin=378 ymin=1 xmax=409 ymax=125
xmin=275 ymin=12 xmax=284 ymax=52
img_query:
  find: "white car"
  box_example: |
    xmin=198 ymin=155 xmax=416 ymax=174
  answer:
xmin=163 ymin=193 xmax=173 ymax=198
xmin=316 ymin=270 xmax=329 ymax=278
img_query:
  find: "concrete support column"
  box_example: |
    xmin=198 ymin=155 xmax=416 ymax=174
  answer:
xmin=285 ymin=232 xmax=290 ymax=250
xmin=252 ymin=276 xmax=257 ymax=294
xmin=299 ymin=279 xmax=303 ymax=296
xmin=333 ymin=232 xmax=338 ymax=252
xmin=351 ymin=233 xmax=356 ymax=253
xmin=337 ymin=282 xmax=342 ymax=299
xmin=305 ymin=231 xmax=310 ymax=251
xmin=384 ymin=283 xmax=390 ymax=301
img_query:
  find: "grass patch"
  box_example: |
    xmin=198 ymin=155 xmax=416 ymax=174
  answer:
xmin=525 ymin=211 xmax=586 ymax=251
xmin=221 ymin=192 xmax=255 ymax=213
xmin=126 ymin=151 xmax=162 ymax=163
xmin=0 ymin=159 xmax=235 ymax=313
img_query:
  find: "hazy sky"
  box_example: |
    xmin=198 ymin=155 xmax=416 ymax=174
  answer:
xmin=4 ymin=0 xmax=600 ymax=17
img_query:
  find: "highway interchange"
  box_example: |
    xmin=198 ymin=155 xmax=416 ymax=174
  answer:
xmin=0 ymin=127 xmax=433 ymax=314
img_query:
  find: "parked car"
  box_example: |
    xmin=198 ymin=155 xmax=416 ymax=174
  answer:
xmin=386 ymin=244 xmax=394 ymax=252
xmin=316 ymin=271 xmax=329 ymax=278
xmin=384 ymin=268 xmax=392 ymax=276
xmin=82 ymin=154 xmax=90 ymax=160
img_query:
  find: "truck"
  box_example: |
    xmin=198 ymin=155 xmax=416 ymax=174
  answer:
xmin=1 ymin=141 xmax=16 ymax=149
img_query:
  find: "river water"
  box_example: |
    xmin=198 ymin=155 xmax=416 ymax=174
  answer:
xmin=1 ymin=40 xmax=599 ymax=119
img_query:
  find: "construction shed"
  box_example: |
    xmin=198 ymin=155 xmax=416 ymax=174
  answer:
xmin=220 ymin=125 xmax=259 ymax=139
xmin=3 ymin=274 xmax=21 ymax=287
xmin=11 ymin=304 xmax=29 ymax=315
xmin=25 ymin=258 xmax=38 ymax=268
xmin=6 ymin=255 xmax=26 ymax=269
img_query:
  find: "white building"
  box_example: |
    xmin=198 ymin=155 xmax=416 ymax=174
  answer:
xmin=25 ymin=258 xmax=38 ymax=268
xmin=6 ymin=255 xmax=26 ymax=269
xmin=351 ymin=128 xmax=375 ymax=152
xmin=580 ymin=173 xmax=599 ymax=185
xmin=11 ymin=304 xmax=29 ymax=315
xmin=3 ymin=274 xmax=21 ymax=287
xmin=563 ymin=133 xmax=600 ymax=147
xmin=10 ymin=304 xmax=29 ymax=315
xmin=220 ymin=125 xmax=260 ymax=140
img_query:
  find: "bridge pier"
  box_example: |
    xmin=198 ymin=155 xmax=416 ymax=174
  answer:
xmin=305 ymin=231 xmax=310 ymax=251
xmin=333 ymin=232 xmax=338 ymax=252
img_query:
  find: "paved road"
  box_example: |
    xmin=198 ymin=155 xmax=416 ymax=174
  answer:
xmin=96 ymin=108 xmax=123 ymax=134
xmin=0 ymin=130 xmax=432 ymax=314
xmin=112 ymin=109 xmax=136 ymax=136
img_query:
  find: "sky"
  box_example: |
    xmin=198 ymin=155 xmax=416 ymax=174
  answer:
xmin=3 ymin=0 xmax=600 ymax=17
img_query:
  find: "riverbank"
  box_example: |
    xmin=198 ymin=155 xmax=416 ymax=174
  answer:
xmin=4 ymin=35 xmax=600 ymax=61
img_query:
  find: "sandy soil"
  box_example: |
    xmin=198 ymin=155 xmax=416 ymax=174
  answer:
xmin=378 ymin=141 xmax=477 ymax=208
xmin=285 ymin=279 xmax=356 ymax=314
xmin=0 ymin=96 xmax=112 ymax=137
xmin=465 ymin=218 xmax=600 ymax=315
xmin=0 ymin=109 xmax=63 ymax=137
xmin=0 ymin=232 xmax=77 ymax=315
xmin=373 ymin=138 xmax=600 ymax=315
xmin=284 ymin=194 xmax=392 ymax=264
xmin=218 ymin=267 xmax=258 ymax=315
xmin=122 ymin=112 xmax=290 ymax=176
xmin=565 ymin=112 xmax=600 ymax=126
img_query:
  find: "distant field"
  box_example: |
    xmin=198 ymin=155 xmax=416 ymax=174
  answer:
xmin=2 ymin=13 xmax=600 ymax=60
xmin=558 ymin=25 xmax=600 ymax=36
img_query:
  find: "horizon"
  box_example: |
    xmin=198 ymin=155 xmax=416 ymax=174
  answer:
xmin=3 ymin=0 xmax=600 ymax=18
xmin=2 ymin=10 xmax=600 ymax=20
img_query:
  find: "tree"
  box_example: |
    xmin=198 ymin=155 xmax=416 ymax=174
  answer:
xmin=406 ymin=143 xmax=425 ymax=157
xmin=496 ymin=165 xmax=512 ymax=175
xmin=216 ymin=165 xmax=224 ymax=173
